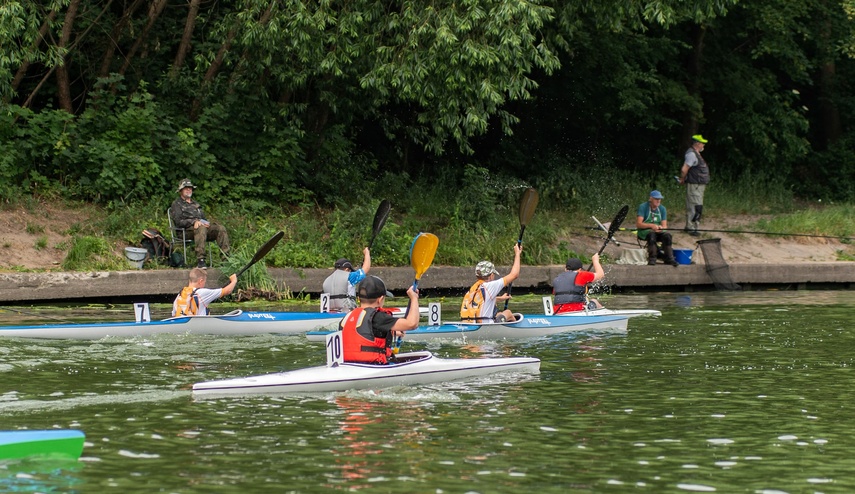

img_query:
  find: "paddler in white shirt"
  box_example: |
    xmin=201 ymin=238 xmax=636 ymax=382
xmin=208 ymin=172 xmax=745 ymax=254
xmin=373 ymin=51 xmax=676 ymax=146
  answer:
xmin=173 ymin=267 xmax=237 ymax=316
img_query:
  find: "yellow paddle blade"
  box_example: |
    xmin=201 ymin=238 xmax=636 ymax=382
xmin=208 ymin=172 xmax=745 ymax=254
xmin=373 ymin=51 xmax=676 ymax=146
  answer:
xmin=409 ymin=232 xmax=439 ymax=281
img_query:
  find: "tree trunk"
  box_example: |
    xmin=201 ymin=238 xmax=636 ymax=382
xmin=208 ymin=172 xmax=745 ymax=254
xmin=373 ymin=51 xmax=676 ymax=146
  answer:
xmin=98 ymin=0 xmax=147 ymax=79
xmin=229 ymin=1 xmax=278 ymax=87
xmin=680 ymin=24 xmax=706 ymax=151
xmin=56 ymin=0 xmax=82 ymax=112
xmin=116 ymin=0 xmax=168 ymax=82
xmin=9 ymin=10 xmax=56 ymax=100
xmin=817 ymin=61 xmax=841 ymax=148
xmin=170 ymin=0 xmax=202 ymax=78
xmin=190 ymin=27 xmax=237 ymax=120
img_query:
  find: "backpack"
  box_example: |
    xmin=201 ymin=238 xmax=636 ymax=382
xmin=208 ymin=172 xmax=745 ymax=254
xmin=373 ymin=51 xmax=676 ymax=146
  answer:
xmin=141 ymin=229 xmax=172 ymax=265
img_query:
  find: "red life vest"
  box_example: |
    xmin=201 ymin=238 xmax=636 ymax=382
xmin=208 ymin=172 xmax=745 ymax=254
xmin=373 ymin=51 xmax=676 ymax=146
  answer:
xmin=341 ymin=307 xmax=395 ymax=364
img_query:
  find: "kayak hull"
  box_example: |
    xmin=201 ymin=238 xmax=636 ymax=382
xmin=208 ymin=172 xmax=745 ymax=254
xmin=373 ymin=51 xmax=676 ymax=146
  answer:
xmin=0 ymin=430 xmax=85 ymax=461
xmin=307 ymin=313 xmax=629 ymax=342
xmin=0 ymin=307 xmax=426 ymax=340
xmin=192 ymin=351 xmax=540 ymax=396
xmin=555 ymin=308 xmax=661 ymax=318
xmin=0 ymin=310 xmax=344 ymax=339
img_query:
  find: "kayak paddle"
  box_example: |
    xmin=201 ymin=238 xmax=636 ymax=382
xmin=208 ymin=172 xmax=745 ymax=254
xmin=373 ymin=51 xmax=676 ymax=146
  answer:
xmin=396 ymin=232 xmax=439 ymax=352
xmin=504 ymin=187 xmax=539 ymax=311
xmin=410 ymin=232 xmax=439 ymax=293
xmin=368 ymin=199 xmax=391 ymax=250
xmin=587 ymin=205 xmax=628 ymax=270
xmin=235 ymin=230 xmax=285 ymax=277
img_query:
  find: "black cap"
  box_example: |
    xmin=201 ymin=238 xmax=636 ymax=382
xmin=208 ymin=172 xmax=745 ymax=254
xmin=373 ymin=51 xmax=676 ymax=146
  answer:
xmin=334 ymin=258 xmax=354 ymax=270
xmin=566 ymin=258 xmax=583 ymax=270
xmin=357 ymin=276 xmax=387 ymax=299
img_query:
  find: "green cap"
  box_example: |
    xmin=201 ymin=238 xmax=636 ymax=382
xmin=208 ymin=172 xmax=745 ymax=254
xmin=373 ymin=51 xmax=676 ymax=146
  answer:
xmin=692 ymin=134 xmax=708 ymax=144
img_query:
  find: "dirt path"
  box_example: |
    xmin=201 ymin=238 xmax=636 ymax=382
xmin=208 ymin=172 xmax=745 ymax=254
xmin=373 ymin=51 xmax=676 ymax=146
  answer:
xmin=557 ymin=213 xmax=850 ymax=265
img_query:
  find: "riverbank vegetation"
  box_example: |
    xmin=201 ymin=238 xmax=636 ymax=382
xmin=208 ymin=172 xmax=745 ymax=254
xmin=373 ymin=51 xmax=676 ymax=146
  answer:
xmin=4 ymin=166 xmax=854 ymax=274
xmin=2 ymin=0 xmax=854 ymax=276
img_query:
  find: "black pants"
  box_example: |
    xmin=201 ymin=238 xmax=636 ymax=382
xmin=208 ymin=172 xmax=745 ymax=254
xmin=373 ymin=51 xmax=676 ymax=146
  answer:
xmin=646 ymin=231 xmax=674 ymax=261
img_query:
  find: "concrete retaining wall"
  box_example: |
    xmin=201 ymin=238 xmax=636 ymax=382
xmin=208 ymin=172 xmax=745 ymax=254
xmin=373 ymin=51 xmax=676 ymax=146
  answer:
xmin=1 ymin=262 xmax=853 ymax=303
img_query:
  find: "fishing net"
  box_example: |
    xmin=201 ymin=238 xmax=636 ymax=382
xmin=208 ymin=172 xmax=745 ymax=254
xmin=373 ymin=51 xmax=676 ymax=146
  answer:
xmin=697 ymin=238 xmax=741 ymax=290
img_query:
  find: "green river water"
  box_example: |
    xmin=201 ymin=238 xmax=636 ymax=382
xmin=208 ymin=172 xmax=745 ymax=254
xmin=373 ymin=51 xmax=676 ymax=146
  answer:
xmin=2 ymin=290 xmax=855 ymax=493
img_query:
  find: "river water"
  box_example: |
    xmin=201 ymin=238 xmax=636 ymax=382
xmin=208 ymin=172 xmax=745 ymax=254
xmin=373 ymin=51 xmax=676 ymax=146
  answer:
xmin=1 ymin=290 xmax=854 ymax=493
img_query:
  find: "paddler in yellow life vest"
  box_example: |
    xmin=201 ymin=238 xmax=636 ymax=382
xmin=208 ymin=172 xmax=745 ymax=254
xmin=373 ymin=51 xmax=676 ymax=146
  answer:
xmin=172 ymin=267 xmax=238 ymax=316
xmin=340 ymin=276 xmax=420 ymax=364
xmin=460 ymin=243 xmax=522 ymax=323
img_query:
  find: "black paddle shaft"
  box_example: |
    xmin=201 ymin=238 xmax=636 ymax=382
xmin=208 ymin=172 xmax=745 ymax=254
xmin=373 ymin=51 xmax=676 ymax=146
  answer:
xmin=235 ymin=231 xmax=285 ymax=277
xmin=368 ymin=199 xmax=391 ymax=250
xmin=587 ymin=205 xmax=629 ymax=270
xmin=505 ymin=188 xmax=539 ymax=310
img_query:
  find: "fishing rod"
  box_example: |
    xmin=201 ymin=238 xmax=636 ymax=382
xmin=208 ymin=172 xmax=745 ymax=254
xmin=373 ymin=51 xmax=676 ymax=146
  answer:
xmin=0 ymin=306 xmax=74 ymax=323
xmin=580 ymin=225 xmax=855 ymax=241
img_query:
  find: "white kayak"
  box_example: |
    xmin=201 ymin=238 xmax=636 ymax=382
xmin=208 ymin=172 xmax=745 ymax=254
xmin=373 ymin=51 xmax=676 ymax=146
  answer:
xmin=192 ymin=350 xmax=540 ymax=396
xmin=555 ymin=307 xmax=661 ymax=318
xmin=0 ymin=310 xmax=345 ymax=339
xmin=307 ymin=313 xmax=629 ymax=343
xmin=0 ymin=306 xmax=429 ymax=340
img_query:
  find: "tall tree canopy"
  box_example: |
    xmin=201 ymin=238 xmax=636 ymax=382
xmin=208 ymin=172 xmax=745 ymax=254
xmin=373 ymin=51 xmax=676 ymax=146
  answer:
xmin=1 ymin=0 xmax=853 ymax=204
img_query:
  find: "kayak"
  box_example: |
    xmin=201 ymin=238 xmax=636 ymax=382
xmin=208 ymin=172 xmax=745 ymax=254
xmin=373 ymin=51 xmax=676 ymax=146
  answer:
xmin=0 ymin=307 xmax=429 ymax=340
xmin=307 ymin=313 xmax=629 ymax=343
xmin=192 ymin=350 xmax=540 ymax=396
xmin=0 ymin=310 xmax=344 ymax=339
xmin=0 ymin=430 xmax=85 ymax=461
xmin=555 ymin=307 xmax=661 ymax=318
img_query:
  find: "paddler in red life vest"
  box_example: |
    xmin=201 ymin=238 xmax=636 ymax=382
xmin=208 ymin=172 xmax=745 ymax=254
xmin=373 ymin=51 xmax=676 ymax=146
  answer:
xmin=460 ymin=243 xmax=522 ymax=323
xmin=340 ymin=276 xmax=420 ymax=364
xmin=172 ymin=267 xmax=238 ymax=316
xmin=552 ymin=255 xmax=604 ymax=314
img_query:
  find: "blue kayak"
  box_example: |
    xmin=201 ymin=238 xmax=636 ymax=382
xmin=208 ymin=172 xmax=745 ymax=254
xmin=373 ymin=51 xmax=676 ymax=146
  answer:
xmin=307 ymin=313 xmax=629 ymax=342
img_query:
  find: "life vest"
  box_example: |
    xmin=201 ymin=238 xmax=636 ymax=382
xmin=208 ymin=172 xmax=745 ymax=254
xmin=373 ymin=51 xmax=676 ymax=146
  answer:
xmin=323 ymin=270 xmax=355 ymax=311
xmin=460 ymin=280 xmax=488 ymax=321
xmin=686 ymin=149 xmax=710 ymax=185
xmin=341 ymin=307 xmax=394 ymax=364
xmin=175 ymin=287 xmax=201 ymax=316
xmin=637 ymin=205 xmax=664 ymax=241
xmin=553 ymin=272 xmax=587 ymax=305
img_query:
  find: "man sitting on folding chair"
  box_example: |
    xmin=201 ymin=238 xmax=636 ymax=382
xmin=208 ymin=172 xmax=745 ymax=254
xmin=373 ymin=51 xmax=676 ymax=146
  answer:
xmin=636 ymin=190 xmax=678 ymax=267
xmin=170 ymin=178 xmax=230 ymax=269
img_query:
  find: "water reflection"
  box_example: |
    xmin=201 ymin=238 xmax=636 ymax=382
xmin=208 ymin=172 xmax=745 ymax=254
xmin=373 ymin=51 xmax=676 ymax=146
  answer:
xmin=2 ymin=291 xmax=855 ymax=491
xmin=0 ymin=458 xmax=85 ymax=493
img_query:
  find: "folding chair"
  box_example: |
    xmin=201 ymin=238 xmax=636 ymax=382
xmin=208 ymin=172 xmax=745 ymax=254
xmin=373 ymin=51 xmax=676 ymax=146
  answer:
xmin=167 ymin=209 xmax=212 ymax=267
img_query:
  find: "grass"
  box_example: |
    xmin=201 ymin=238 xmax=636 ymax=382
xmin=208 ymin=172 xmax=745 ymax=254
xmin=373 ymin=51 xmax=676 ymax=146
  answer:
xmin=11 ymin=166 xmax=850 ymax=278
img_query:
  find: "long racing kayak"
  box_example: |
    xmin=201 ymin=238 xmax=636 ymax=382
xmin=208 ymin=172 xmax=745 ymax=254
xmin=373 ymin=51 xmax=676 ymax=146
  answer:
xmin=306 ymin=313 xmax=629 ymax=343
xmin=0 ymin=310 xmax=344 ymax=339
xmin=0 ymin=430 xmax=85 ymax=461
xmin=192 ymin=350 xmax=540 ymax=396
xmin=555 ymin=307 xmax=661 ymax=318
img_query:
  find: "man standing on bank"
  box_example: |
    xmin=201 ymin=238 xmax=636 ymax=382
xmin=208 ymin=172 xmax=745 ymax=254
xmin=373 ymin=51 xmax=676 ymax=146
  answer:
xmin=636 ymin=190 xmax=678 ymax=267
xmin=170 ymin=179 xmax=230 ymax=269
xmin=678 ymin=134 xmax=710 ymax=237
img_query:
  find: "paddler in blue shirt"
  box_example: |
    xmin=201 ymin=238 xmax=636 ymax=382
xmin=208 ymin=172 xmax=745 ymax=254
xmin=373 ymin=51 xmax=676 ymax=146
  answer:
xmin=340 ymin=276 xmax=419 ymax=364
xmin=323 ymin=247 xmax=372 ymax=312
